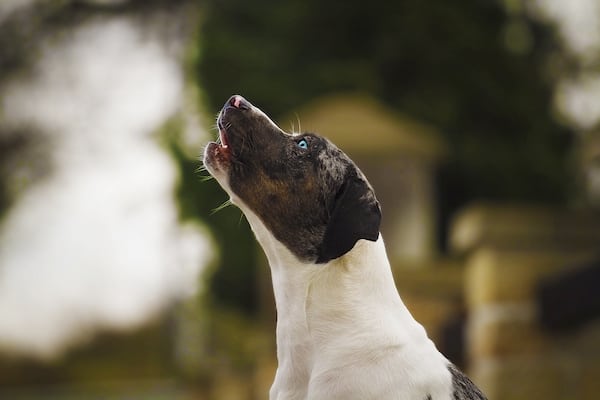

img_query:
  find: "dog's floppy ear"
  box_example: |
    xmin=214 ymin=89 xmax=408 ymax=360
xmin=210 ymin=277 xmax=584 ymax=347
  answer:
xmin=316 ymin=174 xmax=381 ymax=263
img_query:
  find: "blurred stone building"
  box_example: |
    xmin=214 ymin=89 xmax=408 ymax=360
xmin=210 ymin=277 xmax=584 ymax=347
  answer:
xmin=451 ymin=204 xmax=600 ymax=399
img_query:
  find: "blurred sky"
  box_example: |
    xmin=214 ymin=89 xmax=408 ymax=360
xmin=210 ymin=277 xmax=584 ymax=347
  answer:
xmin=0 ymin=11 xmax=211 ymax=359
xmin=531 ymin=0 xmax=600 ymax=130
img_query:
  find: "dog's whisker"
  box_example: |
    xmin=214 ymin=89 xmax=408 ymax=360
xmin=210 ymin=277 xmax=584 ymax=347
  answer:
xmin=195 ymin=159 xmax=215 ymax=181
xmin=211 ymin=199 xmax=233 ymax=215
xmin=295 ymin=112 xmax=302 ymax=134
xmin=237 ymin=211 xmax=247 ymax=227
xmin=196 ymin=162 xmax=208 ymax=172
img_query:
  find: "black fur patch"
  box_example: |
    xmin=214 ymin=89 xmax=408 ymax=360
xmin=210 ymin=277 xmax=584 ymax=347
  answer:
xmin=448 ymin=364 xmax=487 ymax=400
xmin=316 ymin=171 xmax=381 ymax=263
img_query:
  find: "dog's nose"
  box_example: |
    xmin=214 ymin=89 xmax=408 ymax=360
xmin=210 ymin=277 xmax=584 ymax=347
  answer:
xmin=227 ymin=95 xmax=251 ymax=110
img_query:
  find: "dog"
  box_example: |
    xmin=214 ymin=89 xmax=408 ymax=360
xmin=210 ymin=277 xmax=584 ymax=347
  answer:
xmin=203 ymin=95 xmax=487 ymax=400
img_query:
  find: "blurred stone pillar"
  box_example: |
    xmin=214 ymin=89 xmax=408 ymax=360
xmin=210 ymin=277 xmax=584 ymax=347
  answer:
xmin=451 ymin=203 xmax=600 ymax=400
xmin=582 ymin=130 xmax=600 ymax=207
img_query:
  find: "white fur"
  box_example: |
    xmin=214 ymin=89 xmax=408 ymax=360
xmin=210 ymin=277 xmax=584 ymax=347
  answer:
xmin=206 ymin=148 xmax=455 ymax=400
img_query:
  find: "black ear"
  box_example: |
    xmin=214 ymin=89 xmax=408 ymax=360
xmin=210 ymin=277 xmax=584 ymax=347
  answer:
xmin=316 ymin=175 xmax=381 ymax=263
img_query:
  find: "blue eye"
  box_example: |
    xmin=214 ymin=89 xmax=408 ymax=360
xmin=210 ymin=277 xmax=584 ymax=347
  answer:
xmin=297 ymin=138 xmax=308 ymax=150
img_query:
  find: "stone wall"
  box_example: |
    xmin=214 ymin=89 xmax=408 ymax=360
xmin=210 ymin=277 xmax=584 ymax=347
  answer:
xmin=452 ymin=203 xmax=600 ymax=400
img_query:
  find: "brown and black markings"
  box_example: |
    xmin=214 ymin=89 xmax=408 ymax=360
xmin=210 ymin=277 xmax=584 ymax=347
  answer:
xmin=208 ymin=95 xmax=381 ymax=264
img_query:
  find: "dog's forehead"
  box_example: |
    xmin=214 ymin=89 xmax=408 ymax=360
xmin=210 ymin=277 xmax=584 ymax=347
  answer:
xmin=317 ymin=139 xmax=349 ymax=180
xmin=316 ymin=139 xmax=375 ymax=198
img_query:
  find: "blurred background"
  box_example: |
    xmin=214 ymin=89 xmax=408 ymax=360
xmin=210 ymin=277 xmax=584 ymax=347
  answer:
xmin=0 ymin=0 xmax=599 ymax=399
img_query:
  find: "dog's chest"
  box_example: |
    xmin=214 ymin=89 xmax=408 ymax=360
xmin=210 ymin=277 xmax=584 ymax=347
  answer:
xmin=268 ymin=240 xmax=454 ymax=400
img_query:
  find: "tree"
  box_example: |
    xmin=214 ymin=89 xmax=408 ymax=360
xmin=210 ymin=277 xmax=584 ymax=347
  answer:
xmin=197 ymin=0 xmax=573 ymax=218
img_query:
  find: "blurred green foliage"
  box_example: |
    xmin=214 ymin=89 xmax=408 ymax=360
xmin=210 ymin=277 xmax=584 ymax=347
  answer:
xmin=197 ymin=0 xmax=573 ymax=200
xmin=193 ymin=0 xmax=575 ymax=309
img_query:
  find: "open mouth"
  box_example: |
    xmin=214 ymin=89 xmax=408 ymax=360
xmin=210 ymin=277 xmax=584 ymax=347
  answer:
xmin=218 ymin=123 xmax=230 ymax=150
xmin=219 ymin=130 xmax=229 ymax=149
xmin=203 ymin=116 xmax=232 ymax=174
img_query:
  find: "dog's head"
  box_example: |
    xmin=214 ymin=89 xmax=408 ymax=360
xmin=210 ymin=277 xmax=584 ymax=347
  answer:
xmin=203 ymin=95 xmax=381 ymax=264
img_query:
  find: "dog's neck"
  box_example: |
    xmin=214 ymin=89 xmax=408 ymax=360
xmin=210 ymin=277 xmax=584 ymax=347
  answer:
xmin=238 ymin=203 xmax=435 ymax=397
